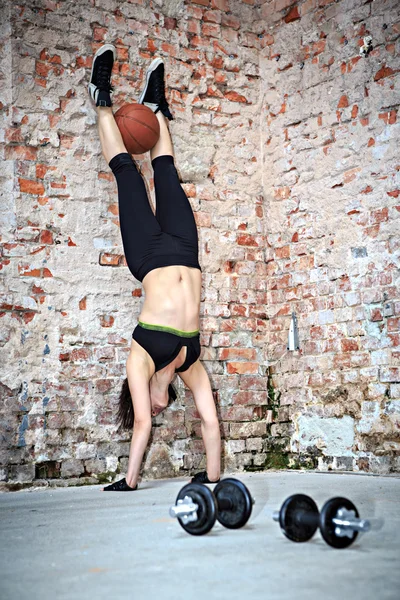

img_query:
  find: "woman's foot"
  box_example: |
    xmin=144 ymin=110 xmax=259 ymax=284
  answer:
xmin=191 ymin=471 xmax=220 ymax=484
xmin=102 ymin=477 xmax=137 ymax=491
xmin=88 ymin=44 xmax=116 ymax=107
xmin=138 ymin=58 xmax=173 ymax=121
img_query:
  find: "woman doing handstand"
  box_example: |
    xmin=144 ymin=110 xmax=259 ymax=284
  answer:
xmin=88 ymin=45 xmax=221 ymax=490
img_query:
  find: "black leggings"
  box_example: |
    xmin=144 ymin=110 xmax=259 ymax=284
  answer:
xmin=109 ymin=153 xmax=201 ymax=283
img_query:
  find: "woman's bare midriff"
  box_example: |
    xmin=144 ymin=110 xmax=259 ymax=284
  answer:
xmin=140 ymin=265 xmax=202 ymax=331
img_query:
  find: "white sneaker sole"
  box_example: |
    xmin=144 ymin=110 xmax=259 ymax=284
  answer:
xmin=138 ymin=57 xmax=164 ymax=104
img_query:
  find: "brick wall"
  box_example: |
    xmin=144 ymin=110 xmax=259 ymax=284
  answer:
xmin=0 ymin=0 xmax=398 ymax=488
xmin=260 ymin=0 xmax=400 ymax=473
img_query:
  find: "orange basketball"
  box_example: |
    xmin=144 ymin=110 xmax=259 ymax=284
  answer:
xmin=114 ymin=103 xmax=160 ymax=155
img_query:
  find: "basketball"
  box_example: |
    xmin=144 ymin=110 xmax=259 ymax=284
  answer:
xmin=114 ymin=103 xmax=160 ymax=155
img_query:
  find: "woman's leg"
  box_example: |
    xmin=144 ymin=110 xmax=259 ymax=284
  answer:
xmin=95 ymin=105 xmax=162 ymax=282
xmin=97 ymin=106 xmax=127 ymax=164
xmin=151 ymin=116 xmax=198 ymax=250
xmin=150 ymin=112 xmax=173 ymax=161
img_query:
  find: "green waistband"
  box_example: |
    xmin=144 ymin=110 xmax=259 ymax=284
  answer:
xmin=138 ymin=321 xmax=199 ymax=337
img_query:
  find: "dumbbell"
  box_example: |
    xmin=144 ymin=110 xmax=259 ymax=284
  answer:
xmin=169 ymin=478 xmax=254 ymax=536
xmin=272 ymin=494 xmax=371 ymax=549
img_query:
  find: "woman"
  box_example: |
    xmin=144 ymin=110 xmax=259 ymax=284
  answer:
xmin=88 ymin=44 xmax=221 ymax=490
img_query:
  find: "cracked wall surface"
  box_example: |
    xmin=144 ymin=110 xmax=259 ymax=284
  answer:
xmin=0 ymin=0 xmax=399 ymax=487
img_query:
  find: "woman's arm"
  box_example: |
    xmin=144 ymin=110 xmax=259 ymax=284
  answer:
xmin=125 ymin=356 xmax=153 ymax=488
xmin=178 ymin=360 xmax=221 ymax=481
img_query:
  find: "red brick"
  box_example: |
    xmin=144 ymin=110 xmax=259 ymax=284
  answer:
xmin=116 ymin=46 xmax=129 ymax=62
xmin=202 ymin=22 xmax=220 ymax=37
xmin=39 ymin=230 xmax=53 ymax=244
xmin=220 ymin=319 xmax=256 ymax=332
xmin=187 ymin=19 xmax=201 ymax=34
xmin=93 ymin=26 xmax=107 ymax=42
xmin=387 ymin=318 xmax=399 ymax=332
xmin=220 ymin=406 xmax=255 ymax=421
xmin=161 ymin=42 xmax=177 ymax=56
xmin=221 ymin=13 xmax=240 ymax=30
xmin=18 ymin=264 xmax=41 ymax=277
xmin=79 ymin=297 xmax=87 ymax=310
xmin=211 ymin=0 xmax=228 ymax=8
xmin=194 ymin=212 xmax=212 ymax=227
xmin=70 ymin=348 xmax=91 ymax=361
xmin=96 ymin=379 xmax=113 ymax=393
xmin=374 ymin=65 xmax=396 ymax=81
xmin=284 ymin=5 xmax=300 ymax=23
xmin=18 ymin=179 xmax=45 ymax=195
xmin=164 ymin=17 xmax=177 ymax=29
xmin=107 ymin=203 xmax=118 ymax=216
xmin=378 ymin=110 xmax=397 ymax=125
xmin=273 ymin=186 xmax=291 ymax=200
xmin=35 ymin=61 xmax=52 ymax=78
xmin=219 ymin=348 xmax=257 ymax=360
xmin=224 ymin=90 xmax=248 ymax=103
xmin=22 ymin=312 xmax=36 ymax=324
xmin=5 ymin=127 xmax=23 ymax=143
xmin=100 ymin=315 xmax=115 ymax=328
xmin=370 ymin=207 xmax=388 ymax=223
xmin=36 ymin=164 xmax=55 ymax=179
xmin=333 ymin=354 xmax=352 ymax=369
xmin=230 ymin=304 xmax=248 ymax=317
xmin=237 ymin=234 xmax=259 ymax=246
xmin=275 ymin=245 xmax=290 ymax=259
xmin=270 ymin=274 xmax=291 ymax=290
xmin=186 ymin=5 xmax=204 ymax=18
xmin=190 ymin=36 xmax=211 ymax=48
xmin=232 ymin=390 xmax=268 ymax=405
xmin=75 ymin=50 xmax=93 ymax=67
xmin=5 ymin=145 xmax=37 ymax=160
xmin=147 ymin=39 xmax=157 ymax=53
xmin=203 ymin=10 xmax=221 ymax=23
xmin=341 ymin=339 xmax=359 ymax=352
xmin=99 ymin=252 xmax=125 ymax=266
xmin=227 ymin=362 xmax=259 ymax=374
xmin=337 ymin=94 xmax=349 ymax=109
xmin=370 ymin=308 xmax=383 ymax=322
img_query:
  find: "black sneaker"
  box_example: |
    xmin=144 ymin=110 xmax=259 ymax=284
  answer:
xmin=138 ymin=58 xmax=173 ymax=121
xmin=88 ymin=44 xmax=116 ymax=107
xmin=103 ymin=477 xmax=137 ymax=491
xmin=191 ymin=471 xmax=220 ymax=484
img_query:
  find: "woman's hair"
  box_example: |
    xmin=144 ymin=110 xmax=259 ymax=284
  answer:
xmin=116 ymin=378 xmax=178 ymax=431
xmin=117 ymin=378 xmax=134 ymax=431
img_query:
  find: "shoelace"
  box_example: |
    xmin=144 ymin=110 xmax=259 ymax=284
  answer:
xmin=97 ymin=61 xmax=113 ymax=92
xmin=153 ymin=76 xmax=168 ymax=108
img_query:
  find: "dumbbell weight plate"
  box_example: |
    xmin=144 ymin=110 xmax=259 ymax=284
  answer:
xmin=175 ymin=483 xmax=217 ymax=536
xmin=278 ymin=494 xmax=319 ymax=542
xmin=214 ymin=478 xmax=253 ymax=529
xmin=319 ymin=497 xmax=359 ymax=549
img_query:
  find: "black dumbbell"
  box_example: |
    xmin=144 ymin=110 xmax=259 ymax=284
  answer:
xmin=273 ymin=494 xmax=371 ymax=548
xmin=169 ymin=478 xmax=254 ymax=536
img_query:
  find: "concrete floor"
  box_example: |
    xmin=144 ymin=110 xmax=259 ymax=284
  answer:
xmin=0 ymin=471 xmax=399 ymax=600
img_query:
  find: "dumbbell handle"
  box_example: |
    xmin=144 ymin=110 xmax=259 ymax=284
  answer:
xmin=218 ymin=498 xmax=233 ymax=511
xmin=170 ymin=496 xmax=233 ymax=518
xmin=272 ymin=508 xmax=371 ymax=533
xmin=169 ymin=496 xmax=198 ymax=519
xmin=272 ymin=509 xmax=318 ymax=527
xmin=332 ymin=512 xmax=371 ymax=533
